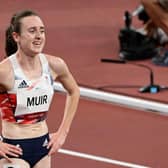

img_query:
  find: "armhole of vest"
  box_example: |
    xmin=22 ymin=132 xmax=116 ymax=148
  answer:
xmin=8 ymin=54 xmax=17 ymax=92
xmin=39 ymin=54 xmax=52 ymax=77
xmin=8 ymin=54 xmax=18 ymax=81
xmin=39 ymin=53 xmax=48 ymax=64
xmin=39 ymin=54 xmax=54 ymax=86
xmin=39 ymin=53 xmax=49 ymax=72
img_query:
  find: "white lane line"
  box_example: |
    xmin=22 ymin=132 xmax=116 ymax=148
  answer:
xmin=58 ymin=149 xmax=150 ymax=168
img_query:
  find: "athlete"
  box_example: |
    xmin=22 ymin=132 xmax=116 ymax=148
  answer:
xmin=0 ymin=10 xmax=80 ymax=168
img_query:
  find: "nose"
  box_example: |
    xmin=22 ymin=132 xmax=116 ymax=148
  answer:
xmin=35 ymin=31 xmax=42 ymax=39
xmin=35 ymin=33 xmax=40 ymax=39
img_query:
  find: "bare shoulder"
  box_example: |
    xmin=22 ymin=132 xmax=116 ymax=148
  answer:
xmin=45 ymin=54 xmax=66 ymax=65
xmin=44 ymin=54 xmax=78 ymax=93
xmin=45 ymin=54 xmax=69 ymax=76
xmin=0 ymin=57 xmax=14 ymax=90
xmin=0 ymin=58 xmax=12 ymax=76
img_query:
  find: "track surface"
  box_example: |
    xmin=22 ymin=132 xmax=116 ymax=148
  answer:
xmin=48 ymin=93 xmax=168 ymax=168
xmin=0 ymin=1 xmax=168 ymax=167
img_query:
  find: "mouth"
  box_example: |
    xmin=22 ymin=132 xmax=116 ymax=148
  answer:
xmin=32 ymin=41 xmax=42 ymax=47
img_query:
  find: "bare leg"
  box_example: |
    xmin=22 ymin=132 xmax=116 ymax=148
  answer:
xmin=33 ymin=155 xmax=51 ymax=168
xmin=0 ymin=158 xmax=30 ymax=168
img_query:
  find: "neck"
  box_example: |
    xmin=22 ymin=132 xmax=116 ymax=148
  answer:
xmin=16 ymin=51 xmax=40 ymax=71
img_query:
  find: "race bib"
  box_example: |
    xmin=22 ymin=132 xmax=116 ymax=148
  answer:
xmin=15 ymin=79 xmax=54 ymax=116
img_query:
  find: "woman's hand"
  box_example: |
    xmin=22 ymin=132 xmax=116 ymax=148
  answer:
xmin=0 ymin=141 xmax=23 ymax=162
xmin=47 ymin=131 xmax=68 ymax=156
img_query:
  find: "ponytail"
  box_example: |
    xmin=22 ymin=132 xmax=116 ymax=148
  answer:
xmin=5 ymin=25 xmax=17 ymax=57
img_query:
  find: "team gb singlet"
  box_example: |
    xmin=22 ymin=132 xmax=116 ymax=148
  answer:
xmin=0 ymin=53 xmax=54 ymax=124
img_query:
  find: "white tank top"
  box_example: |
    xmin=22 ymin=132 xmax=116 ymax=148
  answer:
xmin=2 ymin=53 xmax=54 ymax=124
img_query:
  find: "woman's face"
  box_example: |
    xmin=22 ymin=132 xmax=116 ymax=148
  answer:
xmin=15 ymin=15 xmax=46 ymax=56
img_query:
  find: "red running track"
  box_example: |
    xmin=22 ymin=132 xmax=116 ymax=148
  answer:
xmin=48 ymin=93 xmax=168 ymax=168
xmin=0 ymin=1 xmax=168 ymax=167
xmin=0 ymin=0 xmax=168 ymax=103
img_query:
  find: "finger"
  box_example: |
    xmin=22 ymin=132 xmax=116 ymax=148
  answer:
xmin=6 ymin=150 xmax=20 ymax=157
xmin=48 ymin=148 xmax=54 ymax=156
xmin=3 ymin=154 xmax=12 ymax=163
xmin=48 ymin=145 xmax=57 ymax=156
xmin=49 ymin=134 xmax=52 ymax=139
xmin=48 ymin=144 xmax=60 ymax=156
xmin=47 ymin=140 xmax=54 ymax=149
xmin=9 ymin=147 xmax=23 ymax=155
xmin=9 ymin=144 xmax=22 ymax=152
xmin=47 ymin=143 xmax=51 ymax=149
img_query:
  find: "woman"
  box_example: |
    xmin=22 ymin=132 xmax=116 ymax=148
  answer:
xmin=0 ymin=10 xmax=80 ymax=168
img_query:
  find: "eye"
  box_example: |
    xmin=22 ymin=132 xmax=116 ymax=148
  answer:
xmin=40 ymin=28 xmax=45 ymax=34
xmin=28 ymin=28 xmax=36 ymax=33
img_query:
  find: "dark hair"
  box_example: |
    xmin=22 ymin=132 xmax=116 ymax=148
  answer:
xmin=5 ymin=10 xmax=38 ymax=56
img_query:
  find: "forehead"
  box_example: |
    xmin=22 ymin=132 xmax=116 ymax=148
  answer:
xmin=20 ymin=15 xmax=45 ymax=29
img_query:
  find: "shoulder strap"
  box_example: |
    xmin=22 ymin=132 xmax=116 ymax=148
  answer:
xmin=39 ymin=53 xmax=49 ymax=73
xmin=39 ymin=53 xmax=54 ymax=85
xmin=9 ymin=54 xmax=25 ymax=79
xmin=9 ymin=54 xmax=18 ymax=70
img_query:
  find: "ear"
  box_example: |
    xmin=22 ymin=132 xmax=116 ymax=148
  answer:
xmin=12 ymin=32 xmax=20 ymax=43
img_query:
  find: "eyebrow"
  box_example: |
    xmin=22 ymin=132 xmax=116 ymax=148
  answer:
xmin=28 ymin=26 xmax=45 ymax=30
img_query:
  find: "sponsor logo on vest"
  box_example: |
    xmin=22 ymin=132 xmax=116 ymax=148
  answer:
xmin=18 ymin=80 xmax=29 ymax=88
xmin=27 ymin=95 xmax=48 ymax=107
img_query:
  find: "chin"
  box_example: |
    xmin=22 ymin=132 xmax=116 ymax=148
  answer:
xmin=32 ymin=49 xmax=43 ymax=55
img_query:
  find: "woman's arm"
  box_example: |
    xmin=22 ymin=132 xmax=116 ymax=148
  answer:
xmin=46 ymin=56 xmax=80 ymax=155
xmin=0 ymin=58 xmax=14 ymax=92
xmin=0 ymin=59 xmax=23 ymax=161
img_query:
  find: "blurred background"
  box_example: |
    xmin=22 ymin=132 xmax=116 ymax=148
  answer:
xmin=0 ymin=0 xmax=167 ymax=102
